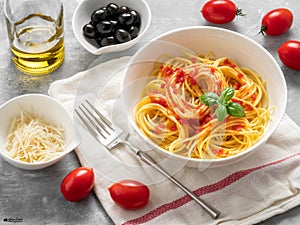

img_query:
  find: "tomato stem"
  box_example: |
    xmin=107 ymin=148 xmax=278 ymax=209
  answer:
xmin=259 ymin=25 xmax=267 ymax=36
xmin=236 ymin=8 xmax=246 ymax=17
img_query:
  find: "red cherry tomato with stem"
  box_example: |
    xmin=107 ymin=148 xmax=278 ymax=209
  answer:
xmin=278 ymin=40 xmax=300 ymax=70
xmin=260 ymin=8 xmax=293 ymax=36
xmin=60 ymin=167 xmax=95 ymax=202
xmin=108 ymin=180 xmax=150 ymax=210
xmin=201 ymin=0 xmax=245 ymax=24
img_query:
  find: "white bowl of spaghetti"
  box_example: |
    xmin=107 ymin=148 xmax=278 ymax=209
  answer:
xmin=0 ymin=94 xmax=80 ymax=170
xmin=121 ymin=26 xmax=287 ymax=168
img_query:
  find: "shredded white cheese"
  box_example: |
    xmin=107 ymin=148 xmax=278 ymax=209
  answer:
xmin=5 ymin=110 xmax=65 ymax=163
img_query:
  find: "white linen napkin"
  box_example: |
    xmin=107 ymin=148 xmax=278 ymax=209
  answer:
xmin=48 ymin=56 xmax=300 ymax=225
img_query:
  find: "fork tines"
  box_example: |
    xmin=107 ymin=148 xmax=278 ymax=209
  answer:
xmin=75 ymin=100 xmax=113 ymax=140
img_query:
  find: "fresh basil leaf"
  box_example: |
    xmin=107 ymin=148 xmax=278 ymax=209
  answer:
xmin=221 ymin=87 xmax=235 ymax=103
xmin=216 ymin=104 xmax=227 ymax=121
xmin=227 ymin=102 xmax=245 ymax=118
xmin=200 ymin=92 xmax=219 ymax=106
xmin=200 ymin=88 xmax=244 ymax=121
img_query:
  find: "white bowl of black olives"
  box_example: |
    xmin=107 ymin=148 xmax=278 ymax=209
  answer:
xmin=72 ymin=0 xmax=151 ymax=55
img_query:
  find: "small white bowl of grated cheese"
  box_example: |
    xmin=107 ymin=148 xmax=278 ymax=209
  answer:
xmin=0 ymin=94 xmax=80 ymax=170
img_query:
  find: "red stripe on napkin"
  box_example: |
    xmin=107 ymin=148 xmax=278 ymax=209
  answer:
xmin=123 ymin=153 xmax=300 ymax=225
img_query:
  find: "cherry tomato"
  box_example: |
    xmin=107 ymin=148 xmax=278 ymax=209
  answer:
xmin=260 ymin=8 xmax=293 ymax=36
xmin=60 ymin=167 xmax=95 ymax=202
xmin=200 ymin=0 xmax=244 ymax=24
xmin=278 ymin=40 xmax=300 ymax=70
xmin=108 ymin=180 xmax=150 ymax=210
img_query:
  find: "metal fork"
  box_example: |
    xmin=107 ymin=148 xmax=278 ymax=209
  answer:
xmin=75 ymin=100 xmax=220 ymax=219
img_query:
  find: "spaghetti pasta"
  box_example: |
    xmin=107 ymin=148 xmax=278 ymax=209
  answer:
xmin=134 ymin=53 xmax=273 ymax=159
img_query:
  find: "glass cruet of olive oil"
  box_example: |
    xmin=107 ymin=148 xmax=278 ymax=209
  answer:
xmin=4 ymin=0 xmax=65 ymax=76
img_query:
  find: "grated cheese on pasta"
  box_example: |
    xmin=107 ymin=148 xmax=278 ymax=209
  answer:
xmin=5 ymin=110 xmax=65 ymax=163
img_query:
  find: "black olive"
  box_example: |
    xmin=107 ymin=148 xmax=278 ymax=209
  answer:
xmin=109 ymin=20 xmax=120 ymax=31
xmin=128 ymin=26 xmax=139 ymax=39
xmin=115 ymin=29 xmax=131 ymax=43
xmin=130 ymin=10 xmax=141 ymax=26
xmin=91 ymin=7 xmax=109 ymax=24
xmin=106 ymin=3 xmax=119 ymax=17
xmin=99 ymin=36 xmax=118 ymax=47
xmin=83 ymin=4 xmax=141 ymax=48
xmin=86 ymin=38 xmax=100 ymax=47
xmin=118 ymin=13 xmax=134 ymax=26
xmin=96 ymin=21 xmax=113 ymax=34
xmin=118 ymin=6 xmax=130 ymax=14
xmin=82 ymin=23 xmax=97 ymax=39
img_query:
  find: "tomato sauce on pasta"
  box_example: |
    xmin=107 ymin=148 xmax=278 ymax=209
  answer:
xmin=134 ymin=52 xmax=273 ymax=159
